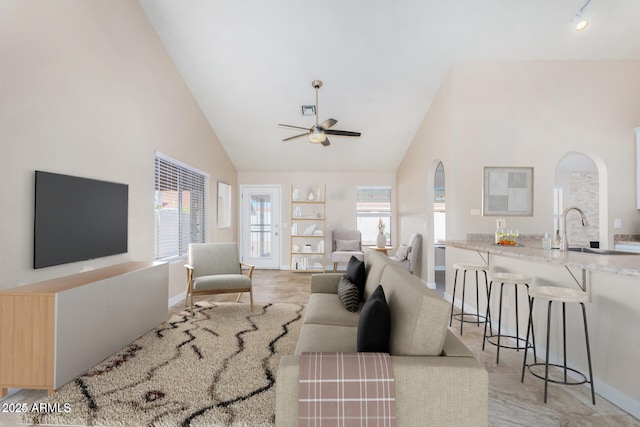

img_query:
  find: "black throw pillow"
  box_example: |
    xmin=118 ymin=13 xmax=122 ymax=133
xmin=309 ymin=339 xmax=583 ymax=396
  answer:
xmin=357 ymin=285 xmax=391 ymax=352
xmin=338 ymin=275 xmax=360 ymax=312
xmin=345 ymin=255 xmax=366 ymax=301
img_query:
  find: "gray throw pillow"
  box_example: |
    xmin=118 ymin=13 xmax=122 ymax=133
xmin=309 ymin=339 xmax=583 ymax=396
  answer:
xmin=395 ymin=244 xmax=411 ymax=260
xmin=335 ymin=239 xmax=360 ymax=251
xmin=338 ymin=275 xmax=360 ymax=312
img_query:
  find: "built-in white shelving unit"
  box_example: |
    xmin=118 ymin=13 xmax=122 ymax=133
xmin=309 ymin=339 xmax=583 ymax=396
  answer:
xmin=290 ymin=184 xmax=326 ymax=272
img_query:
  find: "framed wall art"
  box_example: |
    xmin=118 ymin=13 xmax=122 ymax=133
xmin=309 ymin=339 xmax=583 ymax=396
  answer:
xmin=217 ymin=181 xmax=231 ymax=228
xmin=483 ymin=167 xmax=533 ymax=216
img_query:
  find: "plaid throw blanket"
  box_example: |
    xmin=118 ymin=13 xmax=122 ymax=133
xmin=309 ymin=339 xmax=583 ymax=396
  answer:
xmin=299 ymin=352 xmax=396 ymax=426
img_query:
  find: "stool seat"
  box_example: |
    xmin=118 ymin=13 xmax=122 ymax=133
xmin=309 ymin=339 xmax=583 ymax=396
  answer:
xmin=488 ymin=272 xmax=532 ymax=284
xmin=453 ymin=263 xmax=489 ymax=271
xmin=529 ymin=286 xmax=588 ymax=304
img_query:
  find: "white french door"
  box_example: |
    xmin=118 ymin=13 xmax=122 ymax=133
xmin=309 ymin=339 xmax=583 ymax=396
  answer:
xmin=240 ymin=185 xmax=281 ymax=269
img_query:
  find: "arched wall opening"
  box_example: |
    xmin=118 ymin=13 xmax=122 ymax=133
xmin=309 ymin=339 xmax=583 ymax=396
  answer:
xmin=554 ymin=151 xmax=608 ymax=248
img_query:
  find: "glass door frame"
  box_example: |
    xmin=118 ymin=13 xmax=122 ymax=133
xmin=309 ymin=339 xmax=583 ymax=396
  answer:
xmin=240 ymin=185 xmax=281 ymax=269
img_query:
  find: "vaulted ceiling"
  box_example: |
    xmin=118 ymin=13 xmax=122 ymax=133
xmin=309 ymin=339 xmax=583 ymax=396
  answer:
xmin=138 ymin=0 xmax=640 ymax=173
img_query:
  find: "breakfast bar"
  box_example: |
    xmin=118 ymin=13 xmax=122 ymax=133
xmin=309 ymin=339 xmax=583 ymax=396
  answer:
xmin=445 ymin=239 xmax=640 ymax=419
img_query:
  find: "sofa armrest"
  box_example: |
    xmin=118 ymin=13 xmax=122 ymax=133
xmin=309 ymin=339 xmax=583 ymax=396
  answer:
xmin=310 ymin=273 xmax=343 ymax=294
xmin=275 ymin=354 xmax=488 ymax=427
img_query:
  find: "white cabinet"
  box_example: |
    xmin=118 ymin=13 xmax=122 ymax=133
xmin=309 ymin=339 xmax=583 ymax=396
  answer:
xmin=0 ymin=261 xmax=168 ymax=395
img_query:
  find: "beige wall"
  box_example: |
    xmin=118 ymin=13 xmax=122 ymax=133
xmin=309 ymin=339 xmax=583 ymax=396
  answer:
xmin=397 ymin=60 xmax=640 ymax=417
xmin=238 ymin=172 xmax=396 ymax=269
xmin=0 ymin=1 xmax=237 ymax=299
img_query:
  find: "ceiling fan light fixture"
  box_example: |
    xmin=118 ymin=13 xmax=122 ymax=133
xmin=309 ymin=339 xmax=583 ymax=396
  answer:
xmin=308 ymin=129 xmax=327 ymax=144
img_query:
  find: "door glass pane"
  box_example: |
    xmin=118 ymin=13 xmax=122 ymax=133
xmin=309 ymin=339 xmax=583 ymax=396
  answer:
xmin=250 ymin=194 xmax=272 ymax=258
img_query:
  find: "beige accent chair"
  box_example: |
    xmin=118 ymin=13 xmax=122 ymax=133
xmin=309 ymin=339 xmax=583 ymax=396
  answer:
xmin=185 ymin=242 xmax=254 ymax=315
xmin=389 ymin=233 xmax=421 ymax=274
xmin=330 ymin=228 xmax=365 ymax=272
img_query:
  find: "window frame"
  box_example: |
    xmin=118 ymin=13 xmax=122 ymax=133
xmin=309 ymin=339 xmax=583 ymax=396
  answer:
xmin=356 ymin=186 xmax=392 ymax=246
xmin=154 ymin=152 xmax=209 ymax=260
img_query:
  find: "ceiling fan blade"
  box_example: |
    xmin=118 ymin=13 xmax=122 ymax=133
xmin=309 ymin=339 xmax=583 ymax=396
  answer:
xmin=324 ymin=129 xmax=361 ymax=137
xmin=319 ymin=118 xmax=337 ymax=129
xmin=278 ymin=124 xmax=312 ymax=131
xmin=282 ymin=132 xmax=309 ymax=142
xmin=321 ymin=138 xmax=330 ymax=147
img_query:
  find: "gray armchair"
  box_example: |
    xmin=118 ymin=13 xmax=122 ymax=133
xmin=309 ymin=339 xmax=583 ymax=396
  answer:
xmin=185 ymin=242 xmax=254 ymax=315
xmin=330 ymin=228 xmax=365 ymax=272
xmin=389 ymin=233 xmax=421 ymax=274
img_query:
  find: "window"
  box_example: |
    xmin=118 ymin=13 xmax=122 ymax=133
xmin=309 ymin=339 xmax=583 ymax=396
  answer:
xmin=154 ymin=152 xmax=209 ymax=259
xmin=356 ymin=186 xmax=392 ymax=245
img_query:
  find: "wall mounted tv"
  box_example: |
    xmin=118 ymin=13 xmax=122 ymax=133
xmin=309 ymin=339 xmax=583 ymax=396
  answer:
xmin=34 ymin=171 xmax=129 ymax=269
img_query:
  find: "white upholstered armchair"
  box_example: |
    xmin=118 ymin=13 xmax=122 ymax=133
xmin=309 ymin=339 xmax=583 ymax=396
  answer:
xmin=330 ymin=228 xmax=365 ymax=272
xmin=389 ymin=233 xmax=421 ymax=274
xmin=185 ymin=242 xmax=254 ymax=315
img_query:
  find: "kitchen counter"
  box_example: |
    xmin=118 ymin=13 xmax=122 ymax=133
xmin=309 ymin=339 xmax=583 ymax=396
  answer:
xmin=446 ymin=240 xmax=640 ymax=278
xmin=445 ymin=239 xmax=640 ymax=419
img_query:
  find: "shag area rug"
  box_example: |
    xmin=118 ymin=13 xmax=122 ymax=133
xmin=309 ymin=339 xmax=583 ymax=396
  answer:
xmin=19 ymin=301 xmax=305 ymax=427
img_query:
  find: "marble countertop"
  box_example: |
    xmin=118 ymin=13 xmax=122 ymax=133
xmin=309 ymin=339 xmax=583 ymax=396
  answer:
xmin=446 ymin=240 xmax=640 ymax=278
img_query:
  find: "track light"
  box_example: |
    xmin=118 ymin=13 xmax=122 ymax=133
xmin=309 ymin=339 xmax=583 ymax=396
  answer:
xmin=573 ymin=0 xmax=592 ymax=31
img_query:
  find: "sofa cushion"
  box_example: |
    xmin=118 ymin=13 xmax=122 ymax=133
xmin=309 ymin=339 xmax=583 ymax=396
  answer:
xmin=192 ymin=274 xmax=251 ymax=291
xmin=304 ymin=293 xmax=361 ymax=327
xmin=381 ymin=264 xmax=451 ymax=356
xmin=346 ymin=256 xmax=366 ymax=300
xmin=357 ymin=285 xmax=391 ymax=352
xmin=363 ymin=250 xmax=393 ymax=300
xmin=338 ymin=275 xmax=360 ymax=312
xmin=294 ymin=324 xmax=358 ymax=355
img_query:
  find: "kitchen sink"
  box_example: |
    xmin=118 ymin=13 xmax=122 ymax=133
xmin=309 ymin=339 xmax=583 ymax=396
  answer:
xmin=567 ymin=247 xmax=639 ymax=255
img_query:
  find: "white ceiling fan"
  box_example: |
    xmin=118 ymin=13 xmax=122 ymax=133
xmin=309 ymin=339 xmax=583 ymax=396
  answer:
xmin=278 ymin=80 xmax=361 ymax=147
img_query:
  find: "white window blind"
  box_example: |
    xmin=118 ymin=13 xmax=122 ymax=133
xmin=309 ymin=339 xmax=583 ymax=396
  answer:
xmin=154 ymin=153 xmax=209 ymax=259
xmin=356 ymin=186 xmax=392 ymax=245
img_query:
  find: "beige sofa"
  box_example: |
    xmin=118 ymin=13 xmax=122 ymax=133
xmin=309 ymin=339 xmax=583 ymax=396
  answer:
xmin=276 ymin=250 xmax=488 ymax=426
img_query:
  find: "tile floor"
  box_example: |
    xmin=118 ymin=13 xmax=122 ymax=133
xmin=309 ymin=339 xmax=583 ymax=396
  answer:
xmin=1 ymin=269 xmax=638 ymax=426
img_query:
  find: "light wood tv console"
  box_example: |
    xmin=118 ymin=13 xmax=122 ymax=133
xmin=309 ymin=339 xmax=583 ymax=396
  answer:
xmin=0 ymin=261 xmax=168 ymax=397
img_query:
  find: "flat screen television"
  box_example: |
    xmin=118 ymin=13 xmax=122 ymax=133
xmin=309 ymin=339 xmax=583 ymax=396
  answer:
xmin=34 ymin=171 xmax=129 ymax=269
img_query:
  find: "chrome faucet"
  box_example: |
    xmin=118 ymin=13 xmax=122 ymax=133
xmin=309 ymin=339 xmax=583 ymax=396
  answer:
xmin=561 ymin=206 xmax=590 ymax=251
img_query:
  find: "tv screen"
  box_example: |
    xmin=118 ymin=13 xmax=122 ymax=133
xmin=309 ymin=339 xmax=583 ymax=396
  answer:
xmin=34 ymin=171 xmax=129 ymax=269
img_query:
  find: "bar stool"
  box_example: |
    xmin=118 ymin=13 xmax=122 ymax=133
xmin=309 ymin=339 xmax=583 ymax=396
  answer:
xmin=521 ymin=285 xmax=595 ymax=405
xmin=483 ymin=272 xmax=536 ymax=364
xmin=449 ymin=263 xmax=489 ymax=335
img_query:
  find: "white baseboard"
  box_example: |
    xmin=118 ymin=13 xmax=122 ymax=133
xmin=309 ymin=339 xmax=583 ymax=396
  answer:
xmin=168 ymin=291 xmax=186 ymax=308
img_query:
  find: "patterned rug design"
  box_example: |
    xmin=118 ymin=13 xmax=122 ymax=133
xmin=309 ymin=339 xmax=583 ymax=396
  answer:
xmin=19 ymin=302 xmax=305 ymax=427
